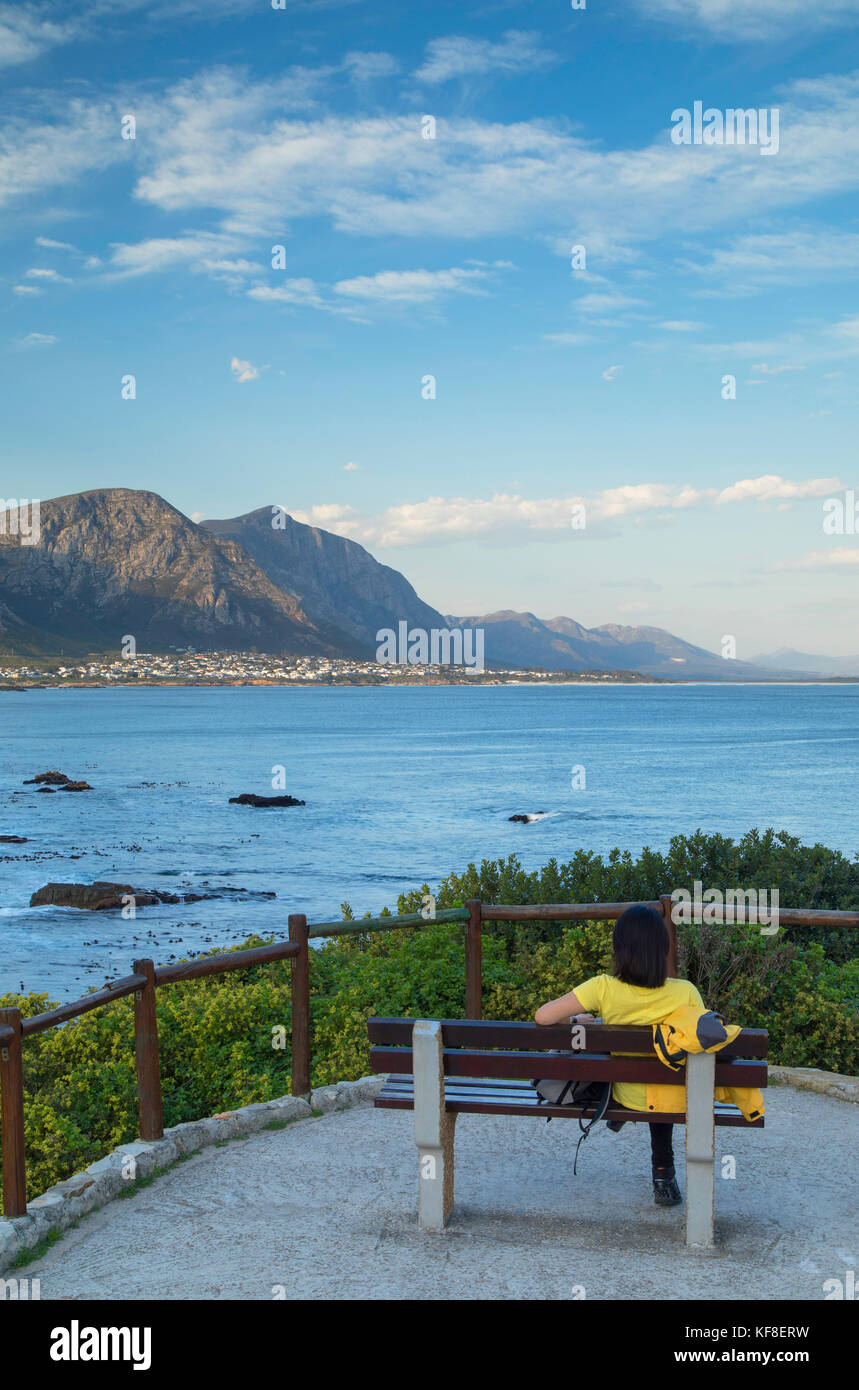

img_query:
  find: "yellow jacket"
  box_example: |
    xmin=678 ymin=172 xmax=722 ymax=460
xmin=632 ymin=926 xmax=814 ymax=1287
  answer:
xmin=644 ymin=1004 xmax=765 ymax=1122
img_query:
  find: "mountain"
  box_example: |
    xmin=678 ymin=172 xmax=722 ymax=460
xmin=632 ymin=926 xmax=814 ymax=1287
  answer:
xmin=750 ymin=648 xmax=859 ymax=677
xmin=446 ymin=610 xmax=780 ymax=679
xmin=0 ymin=490 xmax=364 ymax=658
xmin=201 ymin=505 xmax=447 ymax=651
xmin=0 ymin=488 xmax=845 ymax=679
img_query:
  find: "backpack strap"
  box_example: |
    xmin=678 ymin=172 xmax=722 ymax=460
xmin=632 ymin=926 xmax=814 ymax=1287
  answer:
xmin=572 ymin=1083 xmax=613 ymax=1175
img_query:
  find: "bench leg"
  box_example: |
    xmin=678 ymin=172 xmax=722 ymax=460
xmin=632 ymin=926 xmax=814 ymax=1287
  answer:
xmin=413 ymin=1020 xmax=456 ymax=1231
xmin=685 ymin=1051 xmax=716 ymax=1247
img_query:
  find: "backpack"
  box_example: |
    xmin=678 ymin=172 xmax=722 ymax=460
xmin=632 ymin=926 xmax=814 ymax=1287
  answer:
xmin=532 ymin=1061 xmax=618 ymax=1173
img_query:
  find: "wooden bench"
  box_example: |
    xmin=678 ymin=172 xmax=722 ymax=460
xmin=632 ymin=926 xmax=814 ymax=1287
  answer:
xmin=368 ymin=1016 xmax=768 ymax=1247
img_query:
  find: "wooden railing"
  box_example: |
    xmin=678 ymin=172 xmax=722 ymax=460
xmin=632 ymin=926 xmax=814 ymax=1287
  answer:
xmin=1 ymin=894 xmax=857 ymax=1218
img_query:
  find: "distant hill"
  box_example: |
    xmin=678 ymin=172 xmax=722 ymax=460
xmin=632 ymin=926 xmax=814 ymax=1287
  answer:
xmin=446 ymin=610 xmax=781 ymax=679
xmin=750 ymin=648 xmax=859 ymax=677
xmin=0 ymin=489 xmax=363 ymax=658
xmin=202 ymin=506 xmax=446 ymax=652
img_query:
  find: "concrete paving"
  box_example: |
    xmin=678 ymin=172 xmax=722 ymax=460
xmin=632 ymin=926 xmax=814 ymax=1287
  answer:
xmin=24 ymin=1083 xmax=858 ymax=1300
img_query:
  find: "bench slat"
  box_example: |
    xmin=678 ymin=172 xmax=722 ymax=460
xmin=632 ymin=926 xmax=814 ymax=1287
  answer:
xmin=375 ymin=1079 xmax=764 ymax=1128
xmin=370 ymin=1046 xmax=767 ymax=1089
xmin=367 ymin=1016 xmax=768 ymax=1058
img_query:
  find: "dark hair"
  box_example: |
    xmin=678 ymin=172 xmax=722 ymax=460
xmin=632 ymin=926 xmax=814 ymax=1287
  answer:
xmin=612 ymin=904 xmax=670 ymax=988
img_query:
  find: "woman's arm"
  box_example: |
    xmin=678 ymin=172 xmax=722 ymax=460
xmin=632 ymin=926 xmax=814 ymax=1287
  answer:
xmin=534 ymin=990 xmax=594 ymax=1026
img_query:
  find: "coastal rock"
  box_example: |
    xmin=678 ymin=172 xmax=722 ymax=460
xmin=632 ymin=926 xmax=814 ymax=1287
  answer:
xmin=229 ymin=793 xmax=306 ymax=808
xmin=59 ymin=781 xmax=93 ymax=792
xmin=24 ymin=771 xmax=72 ymax=785
xmin=30 ymin=882 xmax=151 ymax=910
xmin=29 ymin=881 xmax=277 ymax=910
xmin=508 ymin=812 xmax=547 ymax=823
xmin=0 ymin=835 xmax=27 ymax=843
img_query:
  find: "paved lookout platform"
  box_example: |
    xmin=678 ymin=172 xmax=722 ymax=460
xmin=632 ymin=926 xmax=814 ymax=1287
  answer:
xmin=20 ymin=1083 xmax=857 ymax=1300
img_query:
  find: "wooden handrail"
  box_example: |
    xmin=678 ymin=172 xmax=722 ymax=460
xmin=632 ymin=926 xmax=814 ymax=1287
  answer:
xmin=155 ymin=938 xmax=299 ymax=985
xmin=3 ymin=934 xmax=309 ymax=1219
xmin=481 ymin=900 xmax=662 ymax=920
xmin=2 ymin=892 xmax=855 ymax=1220
xmin=309 ymin=907 xmax=470 ymax=937
xmin=21 ymin=973 xmax=147 ymax=1037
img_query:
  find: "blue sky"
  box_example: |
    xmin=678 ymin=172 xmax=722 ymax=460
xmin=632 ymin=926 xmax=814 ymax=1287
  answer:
xmin=2 ymin=0 xmax=858 ymax=657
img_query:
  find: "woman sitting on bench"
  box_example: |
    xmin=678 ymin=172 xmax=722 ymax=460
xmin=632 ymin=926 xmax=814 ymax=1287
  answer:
xmin=534 ymin=903 xmax=704 ymax=1208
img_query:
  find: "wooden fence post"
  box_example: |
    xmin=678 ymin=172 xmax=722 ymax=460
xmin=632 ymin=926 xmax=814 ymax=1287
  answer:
xmin=289 ymin=915 xmax=311 ymax=1099
xmin=464 ymin=900 xmax=483 ymax=1019
xmin=660 ymin=894 xmax=678 ymax=978
xmin=0 ymin=1007 xmax=27 ymax=1218
xmin=132 ymin=960 xmax=163 ymax=1141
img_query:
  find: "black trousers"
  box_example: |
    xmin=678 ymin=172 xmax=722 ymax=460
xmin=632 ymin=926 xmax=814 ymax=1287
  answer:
xmin=649 ymin=1121 xmax=675 ymax=1170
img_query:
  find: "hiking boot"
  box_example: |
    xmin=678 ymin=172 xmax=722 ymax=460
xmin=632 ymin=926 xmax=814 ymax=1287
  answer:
xmin=652 ymin=1168 xmax=682 ymax=1206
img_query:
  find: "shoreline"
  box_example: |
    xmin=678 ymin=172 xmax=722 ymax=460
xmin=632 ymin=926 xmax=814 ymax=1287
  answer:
xmin=2 ymin=677 xmax=859 ymax=690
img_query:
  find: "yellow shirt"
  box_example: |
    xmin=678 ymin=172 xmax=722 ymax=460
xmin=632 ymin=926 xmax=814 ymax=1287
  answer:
xmin=573 ymin=973 xmax=705 ymax=1111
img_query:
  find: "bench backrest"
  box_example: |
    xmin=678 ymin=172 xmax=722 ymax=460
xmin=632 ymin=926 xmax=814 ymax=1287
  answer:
xmin=368 ymin=1017 xmax=768 ymax=1089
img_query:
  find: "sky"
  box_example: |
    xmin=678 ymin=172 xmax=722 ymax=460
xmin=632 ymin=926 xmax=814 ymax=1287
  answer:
xmin=1 ymin=0 xmax=858 ymax=659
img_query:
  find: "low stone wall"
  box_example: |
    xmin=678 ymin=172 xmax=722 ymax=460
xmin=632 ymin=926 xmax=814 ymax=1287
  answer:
xmin=768 ymin=1065 xmax=859 ymax=1103
xmin=0 ymin=1075 xmax=383 ymax=1273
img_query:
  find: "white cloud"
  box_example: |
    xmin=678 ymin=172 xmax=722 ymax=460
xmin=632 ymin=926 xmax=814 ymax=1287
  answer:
xmin=333 ymin=265 xmax=493 ymax=304
xmin=0 ymin=4 xmax=80 ymax=69
xmin=290 ymin=474 xmax=844 ymax=548
xmin=0 ymin=0 xmax=355 ymax=71
xmin=229 ymin=355 xmax=261 ymax=383
xmin=679 ymin=229 xmax=859 ymax=291
xmin=639 ymin=0 xmax=859 ymax=42
xmin=716 ymin=475 xmax=840 ymax=504
xmin=5 ymin=67 xmax=859 ymax=310
xmin=602 ymin=364 xmax=622 ymax=381
xmin=831 ymin=315 xmax=859 ymax=341
xmin=15 ymin=331 xmax=56 ymax=347
xmin=752 ymin=362 xmax=805 ymax=375
xmin=247 ymin=278 xmax=346 ymax=315
xmin=659 ymin=320 xmax=704 ymax=331
xmin=771 ymin=547 xmax=859 ymax=572
xmin=103 ymin=234 xmax=249 ymax=278
xmin=12 ymin=284 xmax=40 ymax=295
xmin=543 ymin=332 xmax=593 ymax=346
xmin=25 ymin=266 xmax=69 ymax=282
xmin=577 ymin=292 xmax=647 ymax=316
xmin=34 ymin=236 xmax=78 ymax=251
xmin=414 ymin=30 xmax=555 ymax=85
xmin=0 ymin=99 xmax=118 ymax=209
xmin=342 ymin=51 xmax=399 ymax=82
xmin=343 ymin=461 xmax=360 ymax=471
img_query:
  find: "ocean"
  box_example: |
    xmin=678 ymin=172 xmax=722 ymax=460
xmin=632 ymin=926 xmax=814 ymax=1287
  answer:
xmin=1 ymin=682 xmax=857 ymax=999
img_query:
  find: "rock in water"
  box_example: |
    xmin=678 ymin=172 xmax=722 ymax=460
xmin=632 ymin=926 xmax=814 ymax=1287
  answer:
xmin=24 ymin=771 xmax=71 ymax=785
xmin=29 ymin=881 xmax=278 ymax=909
xmin=0 ymin=834 xmax=28 ymax=843
xmin=229 ymin=793 xmax=306 ymax=807
xmin=59 ymin=781 xmax=93 ymax=791
xmin=508 ymin=812 xmax=547 ymax=823
xmin=30 ymin=882 xmax=141 ymax=910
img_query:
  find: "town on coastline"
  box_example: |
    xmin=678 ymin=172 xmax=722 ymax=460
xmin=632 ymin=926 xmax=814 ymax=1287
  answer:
xmin=0 ymin=651 xmax=657 ymax=688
